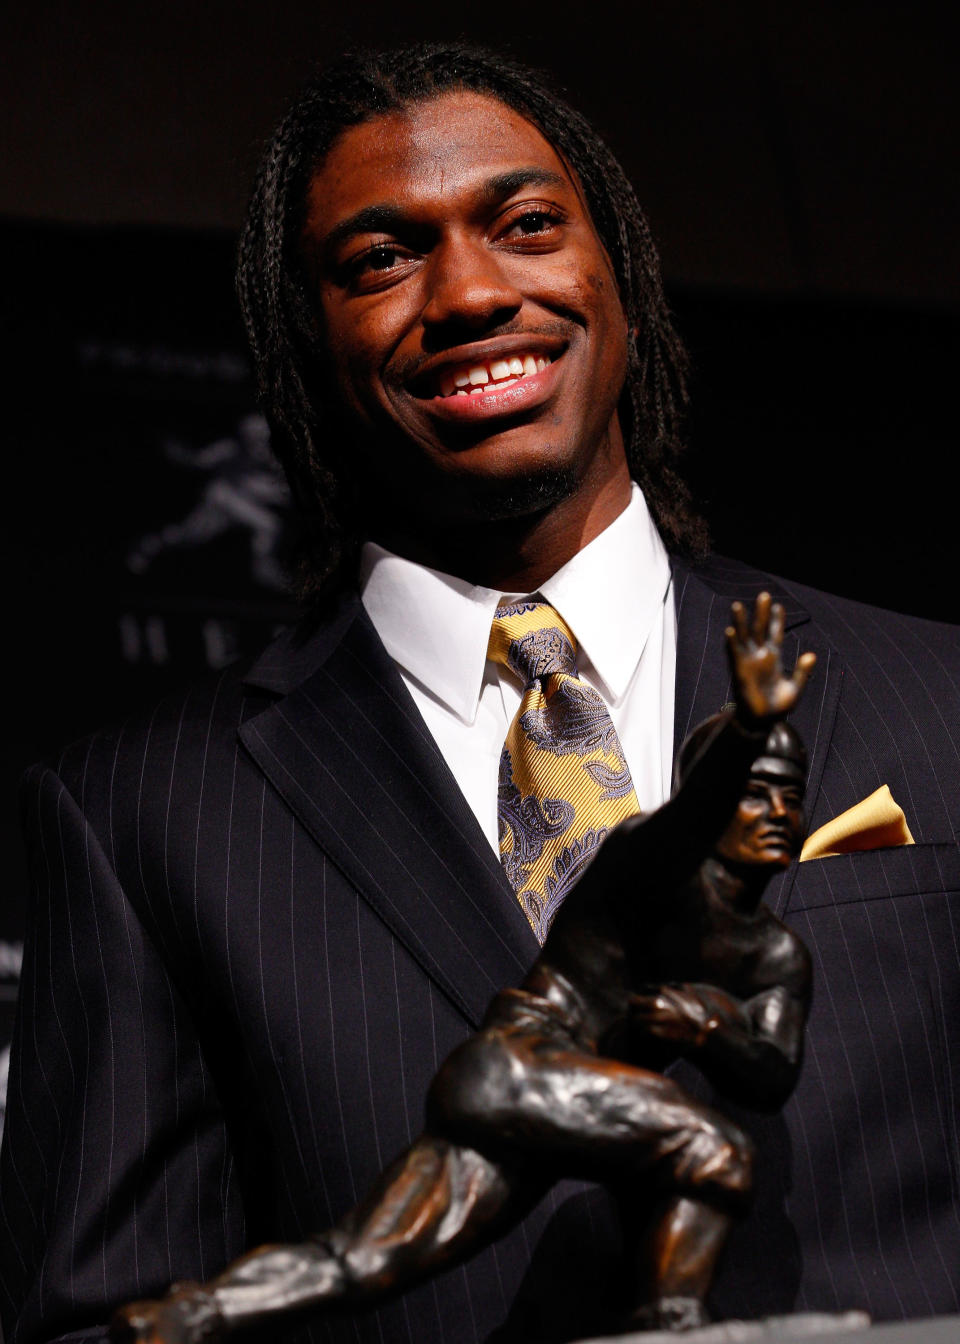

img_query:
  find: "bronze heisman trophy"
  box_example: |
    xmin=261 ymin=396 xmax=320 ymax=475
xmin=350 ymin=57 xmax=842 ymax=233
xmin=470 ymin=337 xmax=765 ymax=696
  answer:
xmin=113 ymin=594 xmax=816 ymax=1342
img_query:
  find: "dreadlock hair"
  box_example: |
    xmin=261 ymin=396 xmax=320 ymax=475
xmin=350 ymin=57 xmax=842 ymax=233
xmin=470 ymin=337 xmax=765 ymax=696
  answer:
xmin=237 ymin=41 xmax=708 ymax=602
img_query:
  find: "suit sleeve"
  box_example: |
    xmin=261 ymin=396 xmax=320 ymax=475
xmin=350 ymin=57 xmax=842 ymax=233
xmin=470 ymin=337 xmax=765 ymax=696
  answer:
xmin=0 ymin=765 xmax=245 ymax=1344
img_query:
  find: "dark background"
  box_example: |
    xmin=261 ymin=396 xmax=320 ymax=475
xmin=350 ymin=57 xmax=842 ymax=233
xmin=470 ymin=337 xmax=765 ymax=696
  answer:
xmin=2 ymin=1 xmax=958 ymax=1113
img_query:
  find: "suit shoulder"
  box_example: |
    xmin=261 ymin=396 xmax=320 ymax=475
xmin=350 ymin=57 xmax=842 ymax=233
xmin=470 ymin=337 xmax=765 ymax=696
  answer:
xmin=777 ymin=575 xmax=959 ymax=654
xmin=699 ymin=554 xmax=960 ymax=671
xmin=34 ymin=655 xmax=275 ymax=814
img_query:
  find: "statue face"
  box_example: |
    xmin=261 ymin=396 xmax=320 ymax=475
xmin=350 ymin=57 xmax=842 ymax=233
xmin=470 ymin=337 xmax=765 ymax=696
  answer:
xmin=715 ymin=761 xmax=805 ymax=870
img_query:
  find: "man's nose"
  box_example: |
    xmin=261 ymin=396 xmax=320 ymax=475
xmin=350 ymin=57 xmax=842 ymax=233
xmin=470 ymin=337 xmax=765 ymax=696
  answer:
xmin=421 ymin=237 xmax=523 ymax=335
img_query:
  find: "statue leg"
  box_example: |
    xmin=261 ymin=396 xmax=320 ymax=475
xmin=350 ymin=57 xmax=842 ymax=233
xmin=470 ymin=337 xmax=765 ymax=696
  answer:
xmin=620 ymin=1193 xmax=734 ymax=1329
xmin=333 ymin=1133 xmax=535 ymax=1294
xmin=432 ymin=1027 xmax=752 ymax=1199
xmin=111 ymin=1136 xmax=533 ymax=1343
xmin=431 ymin=1027 xmax=753 ymax=1328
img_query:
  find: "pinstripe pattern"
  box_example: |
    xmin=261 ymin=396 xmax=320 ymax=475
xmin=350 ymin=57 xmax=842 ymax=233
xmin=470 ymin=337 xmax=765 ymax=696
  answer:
xmin=2 ymin=560 xmax=959 ymax=1342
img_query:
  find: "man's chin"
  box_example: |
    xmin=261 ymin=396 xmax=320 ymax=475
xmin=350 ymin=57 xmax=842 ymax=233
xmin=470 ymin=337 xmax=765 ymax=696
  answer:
xmin=457 ymin=464 xmax=581 ymax=522
xmin=337 ymin=413 xmax=586 ymax=522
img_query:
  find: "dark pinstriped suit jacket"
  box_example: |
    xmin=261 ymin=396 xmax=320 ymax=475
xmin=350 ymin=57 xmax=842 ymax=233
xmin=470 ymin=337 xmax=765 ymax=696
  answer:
xmin=3 ymin=554 xmax=960 ymax=1344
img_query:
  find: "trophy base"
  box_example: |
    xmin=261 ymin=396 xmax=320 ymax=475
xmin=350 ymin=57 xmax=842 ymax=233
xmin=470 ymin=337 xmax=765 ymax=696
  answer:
xmin=575 ymin=1310 xmax=886 ymax=1344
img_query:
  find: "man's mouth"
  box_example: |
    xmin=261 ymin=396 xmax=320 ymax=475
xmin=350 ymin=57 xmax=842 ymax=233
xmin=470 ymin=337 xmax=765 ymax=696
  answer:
xmin=434 ymin=352 xmax=553 ymax=399
xmin=402 ymin=340 xmax=566 ymax=426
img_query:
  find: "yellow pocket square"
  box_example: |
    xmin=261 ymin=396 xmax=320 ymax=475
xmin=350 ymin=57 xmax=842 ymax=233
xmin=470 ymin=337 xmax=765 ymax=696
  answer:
xmin=800 ymin=785 xmax=915 ymax=862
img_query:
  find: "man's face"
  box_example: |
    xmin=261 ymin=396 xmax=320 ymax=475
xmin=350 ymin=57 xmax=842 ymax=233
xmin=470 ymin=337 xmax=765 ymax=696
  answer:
xmin=301 ymin=90 xmax=630 ymax=526
xmin=715 ymin=761 xmax=805 ymax=870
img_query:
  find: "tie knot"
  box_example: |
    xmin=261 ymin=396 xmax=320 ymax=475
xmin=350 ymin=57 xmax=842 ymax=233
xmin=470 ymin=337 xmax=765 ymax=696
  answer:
xmin=488 ymin=601 xmax=579 ymax=685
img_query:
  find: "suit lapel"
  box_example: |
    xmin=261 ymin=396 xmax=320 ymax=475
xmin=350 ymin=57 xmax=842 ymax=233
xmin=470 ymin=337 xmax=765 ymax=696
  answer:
xmin=673 ymin=555 xmax=843 ymax=915
xmin=240 ymin=596 xmax=538 ymax=1028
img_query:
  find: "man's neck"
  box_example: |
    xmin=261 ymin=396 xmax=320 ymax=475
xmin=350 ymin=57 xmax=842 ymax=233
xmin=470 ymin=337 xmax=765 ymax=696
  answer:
xmin=370 ymin=462 xmax=633 ymax=592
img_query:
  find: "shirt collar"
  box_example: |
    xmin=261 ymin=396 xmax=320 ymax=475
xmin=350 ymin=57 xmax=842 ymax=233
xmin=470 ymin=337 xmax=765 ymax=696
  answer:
xmin=359 ymin=544 xmax=503 ymax=724
xmin=538 ymin=486 xmax=671 ymax=702
xmin=359 ymin=484 xmax=671 ymax=723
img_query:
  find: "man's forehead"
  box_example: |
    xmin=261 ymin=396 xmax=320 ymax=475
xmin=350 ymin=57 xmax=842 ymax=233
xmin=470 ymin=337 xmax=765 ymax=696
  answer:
xmin=306 ymin=90 xmax=580 ymax=232
xmin=348 ymin=90 xmax=561 ymax=167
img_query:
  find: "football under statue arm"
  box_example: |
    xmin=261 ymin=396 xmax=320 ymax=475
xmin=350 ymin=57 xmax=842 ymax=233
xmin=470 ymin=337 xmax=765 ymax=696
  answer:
xmin=629 ymin=965 xmax=812 ymax=1112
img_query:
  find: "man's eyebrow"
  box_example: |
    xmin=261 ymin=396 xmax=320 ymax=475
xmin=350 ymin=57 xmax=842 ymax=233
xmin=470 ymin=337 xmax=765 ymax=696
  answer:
xmin=480 ymin=167 xmax=569 ymax=201
xmin=321 ymin=167 xmax=570 ymax=252
xmin=323 ymin=205 xmax=411 ymax=252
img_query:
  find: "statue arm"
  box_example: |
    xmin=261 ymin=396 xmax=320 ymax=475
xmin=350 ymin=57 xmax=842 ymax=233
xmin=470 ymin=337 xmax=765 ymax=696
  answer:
xmin=580 ymin=594 xmax=815 ymax=902
xmin=619 ymin=714 xmax=768 ymax=889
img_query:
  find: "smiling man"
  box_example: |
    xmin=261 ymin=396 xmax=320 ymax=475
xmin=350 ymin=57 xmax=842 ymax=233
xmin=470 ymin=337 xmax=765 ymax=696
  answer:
xmin=3 ymin=40 xmax=960 ymax=1344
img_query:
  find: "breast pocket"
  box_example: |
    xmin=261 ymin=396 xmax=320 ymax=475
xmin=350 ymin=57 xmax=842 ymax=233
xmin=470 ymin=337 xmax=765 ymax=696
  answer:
xmin=788 ymin=841 xmax=960 ymax=913
xmin=782 ymin=841 xmax=960 ymax=1247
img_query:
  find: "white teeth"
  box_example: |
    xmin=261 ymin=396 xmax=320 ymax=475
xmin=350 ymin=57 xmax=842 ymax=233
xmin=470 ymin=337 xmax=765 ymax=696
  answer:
xmin=436 ymin=351 xmax=557 ymax=396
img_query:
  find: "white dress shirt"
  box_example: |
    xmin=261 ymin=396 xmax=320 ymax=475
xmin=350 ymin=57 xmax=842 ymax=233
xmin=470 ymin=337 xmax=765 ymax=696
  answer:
xmin=360 ymin=484 xmax=677 ymax=854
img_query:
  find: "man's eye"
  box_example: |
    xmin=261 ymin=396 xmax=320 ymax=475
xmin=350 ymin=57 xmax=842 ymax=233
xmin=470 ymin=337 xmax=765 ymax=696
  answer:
xmin=353 ymin=245 xmax=404 ymax=276
xmin=504 ymin=208 xmax=563 ymax=239
xmin=367 ymin=246 xmax=401 ymax=271
xmin=343 ymin=244 xmax=412 ymax=288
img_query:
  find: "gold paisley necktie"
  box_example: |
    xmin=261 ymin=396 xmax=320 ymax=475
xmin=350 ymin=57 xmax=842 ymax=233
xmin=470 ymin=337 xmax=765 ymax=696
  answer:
xmin=488 ymin=601 xmax=641 ymax=942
